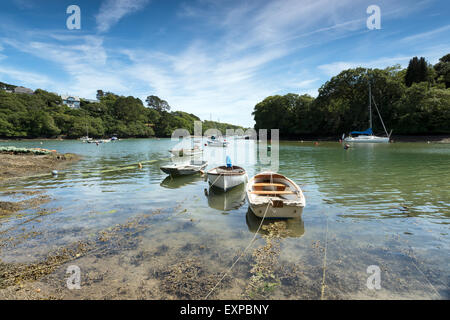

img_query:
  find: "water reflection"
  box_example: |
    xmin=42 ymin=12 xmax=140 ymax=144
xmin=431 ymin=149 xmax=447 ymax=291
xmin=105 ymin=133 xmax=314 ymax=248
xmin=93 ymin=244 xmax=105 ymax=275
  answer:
xmin=160 ymin=175 xmax=204 ymax=189
xmin=245 ymin=208 xmax=305 ymax=238
xmin=206 ymin=184 xmax=246 ymax=211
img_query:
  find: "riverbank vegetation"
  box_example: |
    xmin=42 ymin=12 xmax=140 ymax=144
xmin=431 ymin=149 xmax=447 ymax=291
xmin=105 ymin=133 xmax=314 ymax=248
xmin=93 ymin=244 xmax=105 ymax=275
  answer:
xmin=0 ymin=89 xmax=243 ymax=139
xmin=253 ymin=54 xmax=450 ymax=138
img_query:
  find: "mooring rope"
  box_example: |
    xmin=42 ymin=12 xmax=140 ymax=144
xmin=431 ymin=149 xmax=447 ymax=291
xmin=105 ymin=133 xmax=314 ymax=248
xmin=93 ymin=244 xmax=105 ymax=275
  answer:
xmin=204 ymin=172 xmax=274 ymax=300
xmin=204 ymin=199 xmax=271 ymax=300
xmin=320 ymin=214 xmax=329 ymax=300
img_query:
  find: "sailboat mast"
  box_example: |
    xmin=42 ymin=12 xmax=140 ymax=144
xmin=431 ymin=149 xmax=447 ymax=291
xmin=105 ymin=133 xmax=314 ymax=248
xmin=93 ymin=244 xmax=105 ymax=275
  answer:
xmin=369 ymin=81 xmax=372 ymax=130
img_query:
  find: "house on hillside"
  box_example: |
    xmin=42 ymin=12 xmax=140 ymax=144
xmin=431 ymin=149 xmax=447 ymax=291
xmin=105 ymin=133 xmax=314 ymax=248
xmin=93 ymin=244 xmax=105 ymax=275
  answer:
xmin=14 ymin=86 xmax=34 ymax=94
xmin=84 ymin=99 xmax=99 ymax=104
xmin=61 ymin=95 xmax=81 ymax=108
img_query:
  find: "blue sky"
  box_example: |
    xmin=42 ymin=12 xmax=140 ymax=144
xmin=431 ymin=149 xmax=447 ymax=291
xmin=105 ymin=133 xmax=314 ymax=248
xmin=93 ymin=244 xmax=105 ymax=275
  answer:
xmin=0 ymin=0 xmax=449 ymax=127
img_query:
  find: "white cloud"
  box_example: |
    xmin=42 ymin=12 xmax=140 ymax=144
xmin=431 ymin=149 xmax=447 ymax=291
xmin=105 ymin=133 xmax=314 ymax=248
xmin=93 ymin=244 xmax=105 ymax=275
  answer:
xmin=96 ymin=0 xmax=150 ymax=33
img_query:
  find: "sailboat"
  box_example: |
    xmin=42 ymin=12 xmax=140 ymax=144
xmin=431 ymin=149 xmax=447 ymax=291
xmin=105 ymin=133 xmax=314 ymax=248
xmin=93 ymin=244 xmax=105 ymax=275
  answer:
xmin=80 ymin=122 xmax=92 ymax=142
xmin=344 ymin=81 xmax=391 ymax=143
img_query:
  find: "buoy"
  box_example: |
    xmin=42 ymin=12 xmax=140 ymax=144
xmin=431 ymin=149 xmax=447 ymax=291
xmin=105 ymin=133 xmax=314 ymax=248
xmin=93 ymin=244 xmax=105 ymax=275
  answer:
xmin=138 ymin=162 xmax=143 ymax=169
xmin=344 ymin=144 xmax=350 ymax=150
xmin=52 ymin=170 xmax=58 ymax=176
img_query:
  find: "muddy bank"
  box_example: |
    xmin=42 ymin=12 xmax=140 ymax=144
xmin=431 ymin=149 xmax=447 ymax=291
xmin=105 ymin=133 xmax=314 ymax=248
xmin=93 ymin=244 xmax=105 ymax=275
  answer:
xmin=0 ymin=152 xmax=80 ymax=182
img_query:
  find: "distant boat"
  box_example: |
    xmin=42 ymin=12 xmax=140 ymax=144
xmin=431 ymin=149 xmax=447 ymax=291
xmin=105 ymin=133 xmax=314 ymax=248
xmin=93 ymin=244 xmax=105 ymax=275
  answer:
xmin=160 ymin=160 xmax=208 ymax=176
xmin=246 ymin=172 xmax=305 ymax=218
xmin=80 ymin=136 xmax=92 ymax=142
xmin=207 ymin=156 xmax=247 ymax=191
xmin=344 ymin=81 xmax=391 ymax=143
xmin=207 ymin=135 xmax=229 ymax=147
xmin=86 ymin=139 xmax=110 ymax=144
xmin=169 ymin=146 xmax=203 ymax=157
xmin=207 ymin=140 xmax=229 ymax=147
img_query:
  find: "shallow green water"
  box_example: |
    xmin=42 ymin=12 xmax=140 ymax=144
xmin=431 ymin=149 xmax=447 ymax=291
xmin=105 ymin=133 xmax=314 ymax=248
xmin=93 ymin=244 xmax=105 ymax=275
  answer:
xmin=0 ymin=138 xmax=449 ymax=299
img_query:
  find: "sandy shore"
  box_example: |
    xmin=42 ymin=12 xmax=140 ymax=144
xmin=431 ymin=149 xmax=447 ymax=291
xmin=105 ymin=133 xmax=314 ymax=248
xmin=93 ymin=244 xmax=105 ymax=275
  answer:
xmin=0 ymin=152 xmax=80 ymax=183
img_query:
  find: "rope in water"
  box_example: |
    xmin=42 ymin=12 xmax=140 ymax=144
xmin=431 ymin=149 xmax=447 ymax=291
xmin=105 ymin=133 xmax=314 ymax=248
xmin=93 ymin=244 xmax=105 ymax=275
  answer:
xmin=204 ymin=172 xmax=273 ymax=300
xmin=204 ymin=199 xmax=271 ymax=300
xmin=320 ymin=215 xmax=329 ymax=300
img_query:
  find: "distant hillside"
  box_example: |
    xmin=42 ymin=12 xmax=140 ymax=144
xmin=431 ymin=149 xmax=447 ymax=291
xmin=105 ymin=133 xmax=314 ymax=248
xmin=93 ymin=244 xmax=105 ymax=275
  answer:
xmin=0 ymin=83 xmax=245 ymax=138
xmin=253 ymin=54 xmax=450 ymax=137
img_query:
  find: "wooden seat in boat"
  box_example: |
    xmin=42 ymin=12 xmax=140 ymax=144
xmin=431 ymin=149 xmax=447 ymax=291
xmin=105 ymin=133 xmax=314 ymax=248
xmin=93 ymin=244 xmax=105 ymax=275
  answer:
xmin=253 ymin=182 xmax=287 ymax=192
xmin=253 ymin=183 xmax=286 ymax=187
xmin=251 ymin=190 xmax=295 ymax=195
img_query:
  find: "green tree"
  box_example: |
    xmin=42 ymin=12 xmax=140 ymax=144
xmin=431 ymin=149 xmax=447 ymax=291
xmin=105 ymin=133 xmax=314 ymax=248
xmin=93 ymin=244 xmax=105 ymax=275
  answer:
xmin=434 ymin=54 xmax=450 ymax=88
xmin=146 ymin=95 xmax=171 ymax=112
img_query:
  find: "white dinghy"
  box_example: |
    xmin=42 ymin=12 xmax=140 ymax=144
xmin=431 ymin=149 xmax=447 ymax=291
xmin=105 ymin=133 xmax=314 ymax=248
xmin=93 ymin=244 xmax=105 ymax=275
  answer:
xmin=207 ymin=156 xmax=247 ymax=191
xmin=246 ymin=172 xmax=305 ymax=218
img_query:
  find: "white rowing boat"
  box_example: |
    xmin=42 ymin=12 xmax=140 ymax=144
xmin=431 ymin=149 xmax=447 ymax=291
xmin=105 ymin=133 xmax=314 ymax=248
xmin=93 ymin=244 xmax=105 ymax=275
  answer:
xmin=160 ymin=160 xmax=207 ymax=176
xmin=246 ymin=172 xmax=305 ymax=218
xmin=207 ymin=165 xmax=247 ymax=191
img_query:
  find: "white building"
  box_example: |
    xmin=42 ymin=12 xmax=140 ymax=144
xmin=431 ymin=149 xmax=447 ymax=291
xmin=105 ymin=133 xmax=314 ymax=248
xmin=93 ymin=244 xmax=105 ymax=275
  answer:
xmin=14 ymin=86 xmax=34 ymax=94
xmin=61 ymin=95 xmax=81 ymax=108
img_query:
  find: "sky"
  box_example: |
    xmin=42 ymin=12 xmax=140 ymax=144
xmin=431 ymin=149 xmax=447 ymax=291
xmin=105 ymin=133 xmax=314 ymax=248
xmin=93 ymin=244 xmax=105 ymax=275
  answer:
xmin=0 ymin=0 xmax=449 ymax=127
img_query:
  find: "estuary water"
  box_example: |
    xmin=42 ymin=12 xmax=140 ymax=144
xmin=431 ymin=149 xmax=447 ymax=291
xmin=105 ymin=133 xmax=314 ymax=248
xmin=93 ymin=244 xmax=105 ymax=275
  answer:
xmin=0 ymin=138 xmax=448 ymax=299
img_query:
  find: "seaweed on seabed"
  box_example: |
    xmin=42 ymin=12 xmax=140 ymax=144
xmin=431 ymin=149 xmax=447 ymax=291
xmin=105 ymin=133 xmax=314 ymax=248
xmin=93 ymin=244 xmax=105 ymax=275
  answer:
xmin=155 ymin=258 xmax=229 ymax=299
xmin=244 ymin=221 xmax=290 ymax=299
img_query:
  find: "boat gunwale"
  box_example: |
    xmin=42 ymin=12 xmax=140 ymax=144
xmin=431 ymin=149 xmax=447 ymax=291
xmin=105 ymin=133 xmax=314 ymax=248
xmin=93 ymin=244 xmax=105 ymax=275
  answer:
xmin=206 ymin=166 xmax=246 ymax=176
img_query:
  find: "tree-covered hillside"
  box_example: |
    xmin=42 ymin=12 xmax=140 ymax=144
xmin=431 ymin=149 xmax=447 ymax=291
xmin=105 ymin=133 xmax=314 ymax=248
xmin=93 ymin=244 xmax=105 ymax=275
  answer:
xmin=253 ymin=54 xmax=450 ymax=137
xmin=0 ymin=89 xmax=244 ymax=138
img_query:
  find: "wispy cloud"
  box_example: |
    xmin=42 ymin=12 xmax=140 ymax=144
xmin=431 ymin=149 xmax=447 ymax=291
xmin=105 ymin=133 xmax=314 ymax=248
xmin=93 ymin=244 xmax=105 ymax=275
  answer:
xmin=317 ymin=44 xmax=450 ymax=77
xmin=96 ymin=0 xmax=150 ymax=33
xmin=401 ymin=24 xmax=450 ymax=42
xmin=12 ymin=0 xmax=34 ymax=10
xmin=318 ymin=56 xmax=412 ymax=77
xmin=0 ymin=65 xmax=53 ymax=88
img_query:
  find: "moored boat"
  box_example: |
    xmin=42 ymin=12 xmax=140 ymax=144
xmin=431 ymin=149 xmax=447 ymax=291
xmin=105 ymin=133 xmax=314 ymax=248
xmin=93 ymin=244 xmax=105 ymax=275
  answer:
xmin=246 ymin=172 xmax=305 ymax=218
xmin=207 ymin=139 xmax=229 ymax=147
xmin=207 ymin=156 xmax=247 ymax=191
xmin=169 ymin=146 xmax=203 ymax=157
xmin=343 ymin=80 xmax=391 ymax=143
xmin=160 ymin=160 xmax=208 ymax=176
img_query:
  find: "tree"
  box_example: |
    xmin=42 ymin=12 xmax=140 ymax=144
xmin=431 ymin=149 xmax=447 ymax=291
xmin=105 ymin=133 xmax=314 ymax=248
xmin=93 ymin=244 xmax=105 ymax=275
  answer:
xmin=434 ymin=53 xmax=450 ymax=88
xmin=96 ymin=90 xmax=104 ymax=100
xmin=405 ymin=56 xmax=429 ymax=87
xmin=146 ymin=95 xmax=171 ymax=112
